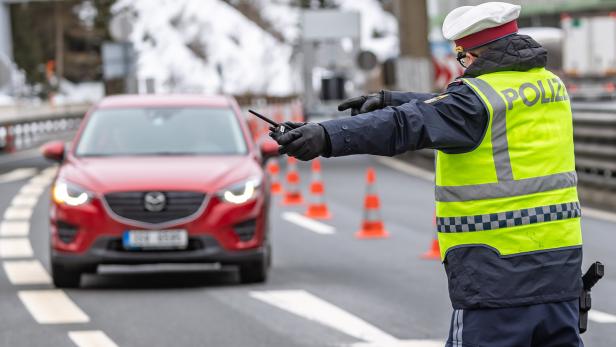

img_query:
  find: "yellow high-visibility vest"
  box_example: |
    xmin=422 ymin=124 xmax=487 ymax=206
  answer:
xmin=436 ymin=67 xmax=582 ymax=260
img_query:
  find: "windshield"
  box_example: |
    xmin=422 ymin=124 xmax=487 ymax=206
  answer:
xmin=75 ymin=107 xmax=248 ymax=156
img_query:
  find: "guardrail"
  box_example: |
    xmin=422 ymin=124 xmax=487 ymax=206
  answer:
xmin=0 ymin=103 xmax=89 ymax=153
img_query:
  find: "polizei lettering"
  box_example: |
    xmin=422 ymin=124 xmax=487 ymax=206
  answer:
xmin=500 ymin=78 xmax=569 ymax=110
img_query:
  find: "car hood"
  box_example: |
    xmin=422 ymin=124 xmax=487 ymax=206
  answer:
xmin=59 ymin=155 xmax=261 ymax=193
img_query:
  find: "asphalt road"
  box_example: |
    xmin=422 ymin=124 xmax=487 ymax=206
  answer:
xmin=0 ymin=151 xmax=615 ymax=347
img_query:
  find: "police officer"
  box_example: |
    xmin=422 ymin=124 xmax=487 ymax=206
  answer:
xmin=272 ymin=2 xmax=584 ymax=346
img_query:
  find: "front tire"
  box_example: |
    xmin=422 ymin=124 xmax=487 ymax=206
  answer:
xmin=239 ymin=245 xmax=270 ymax=284
xmin=51 ymin=263 xmax=83 ymax=288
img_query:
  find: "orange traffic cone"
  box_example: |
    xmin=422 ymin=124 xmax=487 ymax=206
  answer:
xmin=305 ymin=159 xmax=331 ymax=219
xmin=283 ymin=156 xmax=304 ymax=205
xmin=266 ymin=158 xmax=283 ymax=195
xmin=355 ymin=167 xmax=389 ymax=239
xmin=421 ymin=212 xmax=441 ymax=260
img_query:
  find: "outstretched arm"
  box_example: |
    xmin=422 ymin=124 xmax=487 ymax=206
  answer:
xmin=321 ymin=83 xmax=488 ymax=157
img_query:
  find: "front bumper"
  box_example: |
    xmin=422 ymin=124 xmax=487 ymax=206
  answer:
xmin=51 ymin=235 xmax=266 ymax=269
xmin=50 ymin=188 xmax=270 ymax=256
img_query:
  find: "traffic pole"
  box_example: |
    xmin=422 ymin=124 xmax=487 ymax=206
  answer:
xmin=283 ymin=156 xmax=304 ymax=205
xmin=356 ymin=167 xmax=389 ymax=239
xmin=266 ymin=158 xmax=283 ymax=195
xmin=305 ymin=159 xmax=331 ymax=219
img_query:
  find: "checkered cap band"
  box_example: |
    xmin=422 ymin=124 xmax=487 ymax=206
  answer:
xmin=437 ymin=202 xmax=581 ymax=233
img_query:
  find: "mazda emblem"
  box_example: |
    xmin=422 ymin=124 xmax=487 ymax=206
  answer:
xmin=144 ymin=192 xmax=166 ymax=212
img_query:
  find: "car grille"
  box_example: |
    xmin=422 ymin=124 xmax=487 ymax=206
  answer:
xmin=104 ymin=191 xmax=206 ymax=224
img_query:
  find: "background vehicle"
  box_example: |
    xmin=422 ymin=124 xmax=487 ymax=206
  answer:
xmin=562 ymin=14 xmax=616 ymax=100
xmin=41 ymin=95 xmax=279 ymax=288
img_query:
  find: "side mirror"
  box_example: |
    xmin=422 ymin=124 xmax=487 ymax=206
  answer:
xmin=259 ymin=138 xmax=279 ymax=161
xmin=41 ymin=141 xmax=65 ymax=162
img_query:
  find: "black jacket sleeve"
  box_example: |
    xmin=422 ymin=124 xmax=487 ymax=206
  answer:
xmin=320 ymin=82 xmax=488 ymax=157
xmin=384 ymin=91 xmax=437 ymax=106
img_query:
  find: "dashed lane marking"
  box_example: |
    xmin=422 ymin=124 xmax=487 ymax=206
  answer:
xmin=0 ymin=168 xmax=38 ymax=184
xmin=10 ymin=195 xmax=39 ymax=208
xmin=18 ymin=184 xmax=46 ymax=196
xmin=18 ymin=290 xmax=90 ymax=324
xmin=0 ymin=238 xmax=34 ymax=258
xmin=251 ymin=290 xmax=398 ymax=343
xmin=0 ymin=221 xmax=29 ymax=236
xmin=3 ymin=260 xmax=52 ymax=285
xmin=589 ymin=309 xmax=616 ymax=323
xmin=68 ymin=331 xmax=119 ymax=347
xmin=281 ymin=212 xmax=335 ymax=235
xmin=28 ymin=175 xmax=55 ymax=186
xmin=3 ymin=206 xmax=34 ymax=220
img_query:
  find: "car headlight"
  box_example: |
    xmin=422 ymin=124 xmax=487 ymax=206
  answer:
xmin=217 ymin=178 xmax=262 ymax=204
xmin=52 ymin=180 xmax=92 ymax=206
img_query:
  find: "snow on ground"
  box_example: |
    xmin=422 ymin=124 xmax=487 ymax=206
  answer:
xmin=112 ymin=0 xmax=299 ymax=96
xmin=53 ymin=80 xmax=105 ymax=105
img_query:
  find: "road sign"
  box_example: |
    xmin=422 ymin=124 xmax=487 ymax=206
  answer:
xmin=101 ymin=42 xmax=134 ymax=80
xmin=301 ymin=10 xmax=360 ymax=41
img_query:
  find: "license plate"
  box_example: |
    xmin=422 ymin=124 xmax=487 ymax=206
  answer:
xmin=123 ymin=230 xmax=188 ymax=250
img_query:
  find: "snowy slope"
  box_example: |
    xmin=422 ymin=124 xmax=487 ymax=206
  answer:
xmin=111 ymin=0 xmax=398 ymax=96
xmin=112 ymin=0 xmax=299 ymax=96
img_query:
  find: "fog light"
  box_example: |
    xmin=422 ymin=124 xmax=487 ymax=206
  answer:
xmin=56 ymin=221 xmax=78 ymax=244
xmin=233 ymin=219 xmax=257 ymax=241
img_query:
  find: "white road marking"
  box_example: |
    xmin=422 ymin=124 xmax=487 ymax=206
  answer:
xmin=18 ymin=290 xmax=90 ymax=324
xmin=251 ymin=290 xmax=398 ymax=343
xmin=589 ymin=309 xmax=616 ymax=323
xmin=3 ymin=260 xmax=52 ymax=285
xmin=349 ymin=340 xmax=443 ymax=347
xmin=40 ymin=166 xmax=59 ymax=177
xmin=582 ymin=207 xmax=616 ymax=224
xmin=0 ymin=168 xmax=38 ymax=184
xmin=10 ymin=195 xmax=39 ymax=208
xmin=282 ymin=212 xmax=335 ymax=235
xmin=0 ymin=238 xmax=34 ymax=258
xmin=28 ymin=175 xmax=54 ymax=186
xmin=3 ymin=206 xmax=34 ymax=220
xmin=376 ymin=157 xmax=434 ymax=182
xmin=18 ymin=184 xmax=46 ymax=196
xmin=68 ymin=331 xmax=119 ymax=347
xmin=0 ymin=221 xmax=29 ymax=236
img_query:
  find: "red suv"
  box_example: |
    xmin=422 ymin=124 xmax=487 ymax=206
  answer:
xmin=41 ymin=95 xmax=277 ymax=288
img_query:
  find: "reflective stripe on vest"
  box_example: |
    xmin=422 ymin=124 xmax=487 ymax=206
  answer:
xmin=435 ymin=68 xmax=582 ymax=259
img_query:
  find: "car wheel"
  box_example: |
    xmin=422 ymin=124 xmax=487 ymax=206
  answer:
xmin=239 ymin=250 xmax=269 ymax=284
xmin=51 ymin=263 xmax=83 ymax=288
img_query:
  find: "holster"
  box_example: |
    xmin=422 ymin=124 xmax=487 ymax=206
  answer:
xmin=579 ymin=262 xmax=604 ymax=334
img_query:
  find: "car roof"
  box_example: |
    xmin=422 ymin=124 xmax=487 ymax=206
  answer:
xmin=96 ymin=94 xmax=233 ymax=109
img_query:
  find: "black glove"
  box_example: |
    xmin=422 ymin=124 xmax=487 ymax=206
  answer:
xmin=270 ymin=122 xmax=327 ymax=161
xmin=337 ymin=91 xmax=385 ymax=116
xmin=268 ymin=121 xmax=305 ymax=141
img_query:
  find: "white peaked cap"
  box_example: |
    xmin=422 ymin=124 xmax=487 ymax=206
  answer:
xmin=442 ymin=2 xmax=521 ymax=50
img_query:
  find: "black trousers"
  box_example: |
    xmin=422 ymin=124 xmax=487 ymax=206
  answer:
xmin=446 ymin=299 xmax=583 ymax=347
